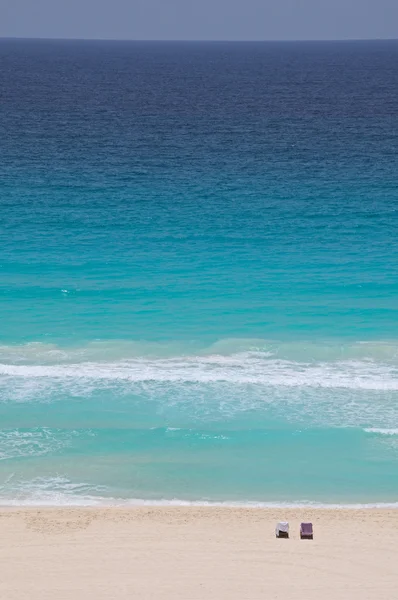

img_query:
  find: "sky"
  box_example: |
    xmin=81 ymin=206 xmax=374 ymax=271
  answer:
xmin=1 ymin=0 xmax=398 ymax=41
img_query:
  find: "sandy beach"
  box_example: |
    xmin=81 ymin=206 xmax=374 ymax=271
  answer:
xmin=0 ymin=507 xmax=397 ymax=599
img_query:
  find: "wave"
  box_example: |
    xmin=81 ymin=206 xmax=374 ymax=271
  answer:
xmin=364 ymin=428 xmax=398 ymax=435
xmin=1 ymin=338 xmax=398 ymax=364
xmin=1 ymin=339 xmax=397 ymax=429
xmin=1 ymin=476 xmax=398 ymax=509
xmin=0 ymin=428 xmax=93 ymax=461
xmin=0 ymin=476 xmax=108 ymax=506
xmin=0 ymin=354 xmax=397 ymax=391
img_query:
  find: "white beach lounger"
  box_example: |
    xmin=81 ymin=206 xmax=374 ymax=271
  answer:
xmin=275 ymin=521 xmax=289 ymax=538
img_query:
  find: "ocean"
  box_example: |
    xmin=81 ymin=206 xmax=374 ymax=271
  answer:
xmin=0 ymin=38 xmax=397 ymax=506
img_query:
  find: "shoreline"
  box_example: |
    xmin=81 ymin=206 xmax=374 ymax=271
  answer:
xmin=1 ymin=506 xmax=397 ymax=599
xmin=2 ymin=505 xmax=398 ymax=515
xmin=1 ymin=498 xmax=398 ymax=509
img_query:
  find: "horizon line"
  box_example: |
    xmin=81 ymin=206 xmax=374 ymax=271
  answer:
xmin=1 ymin=36 xmax=398 ymax=44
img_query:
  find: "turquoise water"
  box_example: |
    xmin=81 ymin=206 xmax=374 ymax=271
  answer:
xmin=0 ymin=39 xmax=398 ymax=505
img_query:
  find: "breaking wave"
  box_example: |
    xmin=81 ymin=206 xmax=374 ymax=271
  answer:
xmin=0 ymin=339 xmax=397 ymax=428
xmin=1 ymin=338 xmax=398 ymax=364
xmin=0 ymin=352 xmax=397 ymax=392
xmin=364 ymin=428 xmax=398 ymax=435
xmin=0 ymin=338 xmax=397 ymax=391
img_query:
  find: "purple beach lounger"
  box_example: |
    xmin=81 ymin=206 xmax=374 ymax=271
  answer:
xmin=300 ymin=522 xmax=313 ymax=540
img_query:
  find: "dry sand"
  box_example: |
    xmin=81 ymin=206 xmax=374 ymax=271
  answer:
xmin=0 ymin=507 xmax=397 ymax=599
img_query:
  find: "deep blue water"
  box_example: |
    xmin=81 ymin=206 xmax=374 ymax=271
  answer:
xmin=0 ymin=39 xmax=397 ymax=505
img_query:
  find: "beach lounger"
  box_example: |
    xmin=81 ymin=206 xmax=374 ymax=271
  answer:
xmin=300 ymin=522 xmax=313 ymax=539
xmin=275 ymin=521 xmax=289 ymax=538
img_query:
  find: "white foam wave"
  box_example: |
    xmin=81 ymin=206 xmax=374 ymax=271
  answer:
xmin=0 ymin=354 xmax=397 ymax=391
xmin=364 ymin=428 xmax=398 ymax=435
